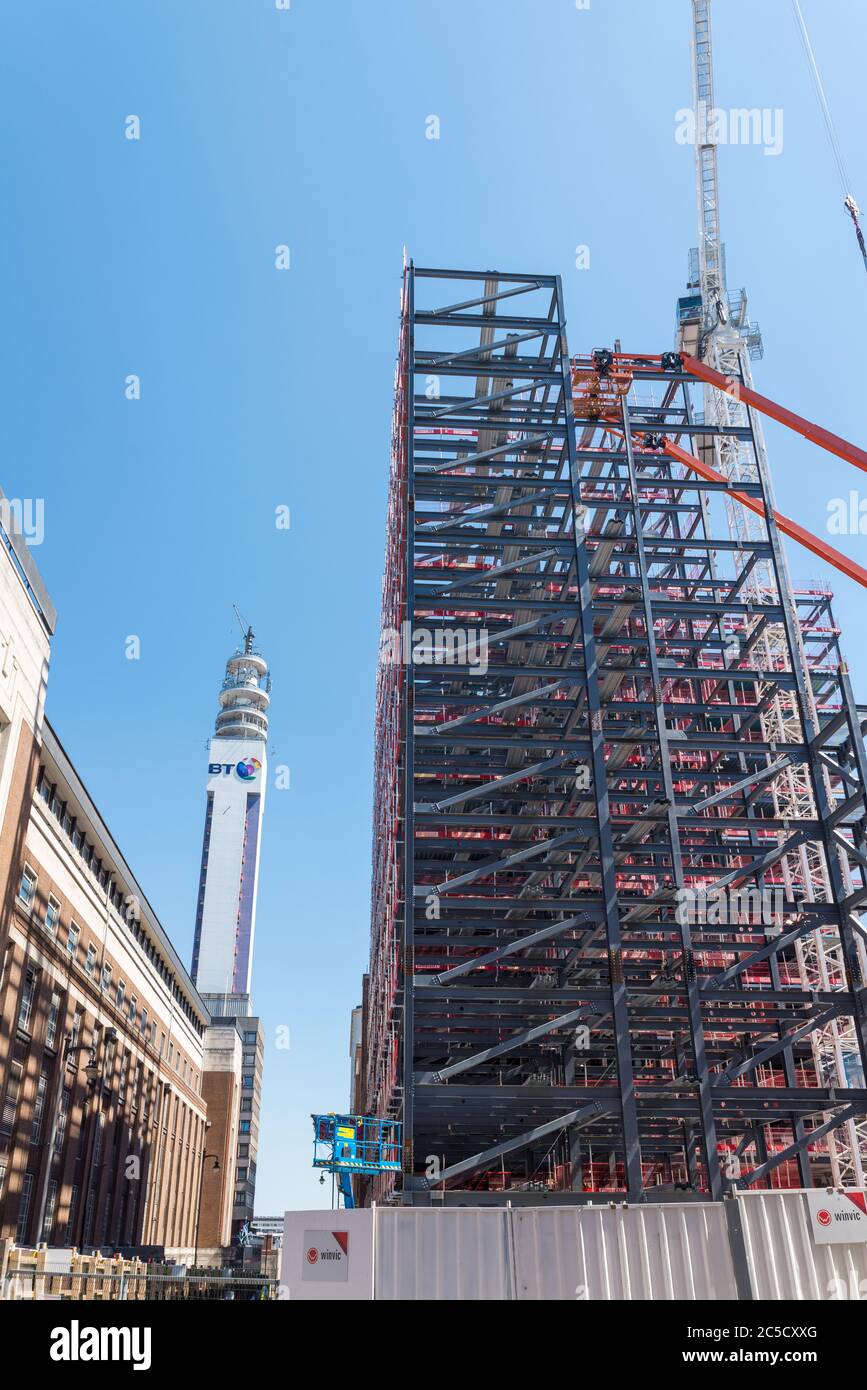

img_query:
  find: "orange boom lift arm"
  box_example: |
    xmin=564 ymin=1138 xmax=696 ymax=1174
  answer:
xmin=571 ymin=352 xmax=867 ymax=590
xmin=659 ymin=432 xmax=867 ymax=590
xmin=678 ymin=351 xmax=867 ymax=476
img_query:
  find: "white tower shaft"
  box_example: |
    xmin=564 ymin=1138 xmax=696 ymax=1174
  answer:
xmin=191 ymin=634 xmax=270 ymax=998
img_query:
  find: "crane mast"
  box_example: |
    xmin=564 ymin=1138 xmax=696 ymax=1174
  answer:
xmin=691 ymin=0 xmax=726 ymax=332
xmin=680 ymin=0 xmax=867 ymax=1187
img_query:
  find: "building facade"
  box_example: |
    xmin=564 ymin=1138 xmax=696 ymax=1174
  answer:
xmin=197 ymin=1023 xmax=242 ymax=1254
xmin=4 ymin=729 xmax=210 ymax=1252
xmin=0 ymin=500 xmax=210 ymax=1255
xmin=199 ymin=996 xmax=263 ymax=1244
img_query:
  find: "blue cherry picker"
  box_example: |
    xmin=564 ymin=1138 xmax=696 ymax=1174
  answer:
xmin=311 ymin=1114 xmax=402 ymax=1209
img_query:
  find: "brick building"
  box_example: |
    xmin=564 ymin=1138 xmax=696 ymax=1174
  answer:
xmin=0 ymin=504 xmax=210 ymax=1256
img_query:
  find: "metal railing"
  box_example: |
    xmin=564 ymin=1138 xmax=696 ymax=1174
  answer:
xmin=2 ymin=1270 xmax=277 ymax=1301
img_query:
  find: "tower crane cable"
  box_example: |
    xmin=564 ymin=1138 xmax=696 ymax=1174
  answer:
xmin=791 ymin=0 xmax=867 ymax=276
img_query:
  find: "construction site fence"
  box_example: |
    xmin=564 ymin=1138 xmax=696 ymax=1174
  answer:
xmin=0 ymin=1243 xmax=277 ymax=1301
xmin=281 ymin=1191 xmax=867 ymax=1301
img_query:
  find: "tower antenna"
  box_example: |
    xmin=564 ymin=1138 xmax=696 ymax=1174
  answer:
xmin=233 ymin=604 xmax=254 ymax=655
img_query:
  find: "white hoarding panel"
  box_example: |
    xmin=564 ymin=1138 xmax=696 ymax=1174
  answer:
xmin=737 ymin=1190 xmax=867 ymax=1300
xmin=511 ymin=1202 xmax=736 ymax=1301
xmin=374 ymin=1207 xmax=514 ymax=1301
xmin=280 ymin=1209 xmax=373 ymax=1301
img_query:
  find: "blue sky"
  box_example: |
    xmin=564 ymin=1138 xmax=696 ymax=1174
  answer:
xmin=2 ymin=0 xmax=865 ymax=1213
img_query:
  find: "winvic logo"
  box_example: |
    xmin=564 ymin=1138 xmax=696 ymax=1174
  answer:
xmin=208 ymin=759 xmax=261 ymax=781
xmin=301 ymin=1229 xmax=349 ymax=1282
xmin=806 ymin=1188 xmax=867 ymax=1244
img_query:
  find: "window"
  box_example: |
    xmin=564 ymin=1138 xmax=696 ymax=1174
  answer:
xmin=1 ymin=1060 xmax=23 ymax=1134
xmin=149 ymin=1021 xmax=157 ymax=1045
xmin=140 ymin=1007 xmax=148 ymax=1037
xmin=240 ymin=1097 xmax=252 ymax=1113
xmin=31 ymin=1069 xmax=49 ymax=1145
xmin=41 ymin=1179 xmax=58 ymax=1243
xmin=116 ymin=980 xmax=125 ymax=1011
xmin=68 ymin=1008 xmax=83 ymax=1061
xmin=239 ymin=1120 xmax=251 ymax=1134
xmin=128 ymin=996 xmax=137 ymax=1026
xmin=16 ymin=1173 xmax=34 ymax=1242
xmin=54 ymin=1086 xmax=71 ymax=1154
xmin=18 ymin=966 xmax=38 ymax=1032
xmin=243 ymin=1031 xmax=257 ymax=1044
xmin=44 ymin=896 xmax=60 ymax=935
xmin=18 ymin=866 xmax=36 ymax=908
xmin=66 ymin=922 xmax=80 ymax=958
xmin=84 ymin=944 xmax=97 ymax=977
xmin=65 ymin=1185 xmax=79 ymax=1244
xmin=100 ymin=961 xmax=112 ymax=993
xmin=92 ymin=1113 xmax=104 ymax=1170
xmin=101 ymin=1189 xmax=113 ymax=1245
xmin=82 ymin=1188 xmax=96 ymax=1245
xmin=237 ymin=1143 xmax=249 ymax=1158
xmin=236 ymin=1166 xmax=247 ymax=1182
xmin=46 ymin=991 xmax=62 ymax=1050
xmin=242 ymin=1075 xmax=254 ymax=1089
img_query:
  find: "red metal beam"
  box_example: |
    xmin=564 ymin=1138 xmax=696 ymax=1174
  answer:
xmin=659 ymin=434 xmax=867 ymax=590
xmin=679 ymin=351 xmax=867 ymax=476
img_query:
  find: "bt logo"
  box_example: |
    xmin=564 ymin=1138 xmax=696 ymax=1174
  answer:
xmin=208 ymin=759 xmax=262 ymax=781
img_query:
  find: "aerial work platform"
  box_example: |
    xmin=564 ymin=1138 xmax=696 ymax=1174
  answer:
xmin=312 ymin=1115 xmax=402 ymax=1208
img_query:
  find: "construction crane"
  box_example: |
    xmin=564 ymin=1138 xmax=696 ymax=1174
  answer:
xmin=311 ymin=1114 xmax=402 ymax=1209
xmin=679 ymin=0 xmax=866 ymax=1188
xmin=571 ymin=0 xmax=867 ymax=1192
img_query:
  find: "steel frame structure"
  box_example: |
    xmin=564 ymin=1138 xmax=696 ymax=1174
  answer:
xmin=361 ymin=263 xmax=867 ymax=1205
